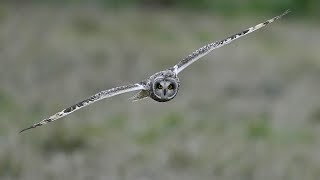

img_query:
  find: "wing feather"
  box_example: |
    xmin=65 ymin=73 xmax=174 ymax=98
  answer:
xmin=172 ymin=10 xmax=290 ymax=74
xmin=20 ymin=83 xmax=145 ymax=133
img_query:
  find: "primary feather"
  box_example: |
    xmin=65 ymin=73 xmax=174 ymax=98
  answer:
xmin=20 ymin=84 xmax=144 ymax=133
xmin=172 ymin=10 xmax=290 ymax=74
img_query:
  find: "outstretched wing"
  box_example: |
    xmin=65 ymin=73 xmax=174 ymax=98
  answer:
xmin=20 ymin=83 xmax=145 ymax=133
xmin=171 ymin=10 xmax=290 ymax=74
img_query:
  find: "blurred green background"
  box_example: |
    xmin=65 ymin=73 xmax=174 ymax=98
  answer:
xmin=4 ymin=0 xmax=320 ymax=16
xmin=1 ymin=1 xmax=320 ymax=180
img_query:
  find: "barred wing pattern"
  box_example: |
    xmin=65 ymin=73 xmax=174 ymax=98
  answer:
xmin=172 ymin=10 xmax=290 ymax=74
xmin=20 ymin=83 xmax=145 ymax=133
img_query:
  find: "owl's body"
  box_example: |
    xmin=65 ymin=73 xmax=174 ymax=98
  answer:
xmin=20 ymin=10 xmax=290 ymax=133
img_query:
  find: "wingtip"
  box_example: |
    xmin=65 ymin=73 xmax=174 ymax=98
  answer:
xmin=19 ymin=126 xmax=35 ymax=133
xmin=283 ymin=9 xmax=291 ymax=15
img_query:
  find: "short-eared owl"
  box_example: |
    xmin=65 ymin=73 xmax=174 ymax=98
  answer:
xmin=20 ymin=10 xmax=290 ymax=133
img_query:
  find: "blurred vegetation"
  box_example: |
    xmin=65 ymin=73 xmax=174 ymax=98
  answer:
xmin=5 ymin=0 xmax=320 ymax=17
xmin=0 ymin=2 xmax=320 ymax=180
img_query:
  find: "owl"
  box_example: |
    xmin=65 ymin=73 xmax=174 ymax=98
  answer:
xmin=20 ymin=10 xmax=289 ymax=133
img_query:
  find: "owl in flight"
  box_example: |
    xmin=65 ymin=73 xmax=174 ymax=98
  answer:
xmin=20 ymin=10 xmax=290 ymax=133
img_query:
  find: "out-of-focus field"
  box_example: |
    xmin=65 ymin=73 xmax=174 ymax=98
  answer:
xmin=1 ymin=4 xmax=320 ymax=180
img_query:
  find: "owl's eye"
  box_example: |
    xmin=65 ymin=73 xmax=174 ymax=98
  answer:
xmin=168 ymin=84 xmax=174 ymax=90
xmin=157 ymin=83 xmax=163 ymax=89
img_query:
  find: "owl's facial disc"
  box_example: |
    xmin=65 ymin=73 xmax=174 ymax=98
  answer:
xmin=153 ymin=78 xmax=178 ymax=101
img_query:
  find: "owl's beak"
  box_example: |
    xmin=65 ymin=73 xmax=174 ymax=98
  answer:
xmin=163 ymin=89 xmax=167 ymax=96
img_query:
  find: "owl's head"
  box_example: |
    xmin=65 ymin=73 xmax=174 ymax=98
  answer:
xmin=150 ymin=72 xmax=180 ymax=102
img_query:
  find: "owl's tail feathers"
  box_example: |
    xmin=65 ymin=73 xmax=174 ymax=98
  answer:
xmin=129 ymin=90 xmax=149 ymax=102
